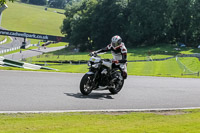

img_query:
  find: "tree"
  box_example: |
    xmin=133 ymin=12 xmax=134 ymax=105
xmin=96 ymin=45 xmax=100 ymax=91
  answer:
xmin=90 ymin=0 xmax=129 ymax=48
xmin=62 ymin=0 xmax=129 ymax=50
xmin=20 ymin=0 xmax=28 ymax=3
xmin=61 ymin=0 xmax=98 ymax=51
xmin=61 ymin=0 xmax=200 ymax=50
xmin=0 ymin=0 xmax=14 ymax=5
xmin=190 ymin=0 xmax=200 ymax=45
xmin=28 ymin=0 xmax=46 ymax=5
xmin=127 ymin=0 xmax=169 ymax=46
xmin=167 ymin=0 xmax=193 ymax=45
xmin=48 ymin=0 xmax=66 ymax=9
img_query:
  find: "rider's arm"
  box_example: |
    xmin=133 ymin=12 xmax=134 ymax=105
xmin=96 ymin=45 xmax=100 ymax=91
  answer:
xmin=95 ymin=44 xmax=111 ymax=54
xmin=118 ymin=44 xmax=127 ymax=63
xmin=119 ymin=53 xmax=127 ymax=63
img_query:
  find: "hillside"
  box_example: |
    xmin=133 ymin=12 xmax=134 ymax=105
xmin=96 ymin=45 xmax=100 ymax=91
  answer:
xmin=2 ymin=1 xmax=65 ymax=36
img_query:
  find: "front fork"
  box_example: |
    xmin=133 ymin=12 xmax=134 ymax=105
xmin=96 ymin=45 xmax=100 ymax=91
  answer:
xmin=86 ymin=70 xmax=99 ymax=89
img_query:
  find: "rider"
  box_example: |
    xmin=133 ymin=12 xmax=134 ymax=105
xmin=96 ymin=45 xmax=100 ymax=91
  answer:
xmin=93 ymin=35 xmax=127 ymax=79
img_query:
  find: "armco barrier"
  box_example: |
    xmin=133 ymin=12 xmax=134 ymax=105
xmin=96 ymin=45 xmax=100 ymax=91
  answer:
xmin=0 ymin=37 xmax=7 ymax=44
xmin=0 ymin=56 xmax=4 ymax=65
xmin=0 ymin=56 xmax=57 ymax=70
xmin=0 ymin=46 xmax=21 ymax=54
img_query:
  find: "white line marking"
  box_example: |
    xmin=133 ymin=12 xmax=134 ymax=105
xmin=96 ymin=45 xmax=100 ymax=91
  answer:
xmin=1 ymin=107 xmax=200 ymax=114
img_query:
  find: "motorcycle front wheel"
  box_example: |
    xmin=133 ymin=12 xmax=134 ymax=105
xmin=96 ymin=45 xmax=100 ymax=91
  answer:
xmin=80 ymin=74 xmax=93 ymax=95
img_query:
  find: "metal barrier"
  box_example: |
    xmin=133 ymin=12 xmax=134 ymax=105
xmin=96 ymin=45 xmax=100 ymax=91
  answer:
xmin=0 ymin=56 xmax=57 ymax=70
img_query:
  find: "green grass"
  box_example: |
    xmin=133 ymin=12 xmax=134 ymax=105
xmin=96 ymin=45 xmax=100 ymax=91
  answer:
xmin=50 ymin=64 xmax=88 ymax=73
xmin=127 ymin=58 xmax=183 ymax=76
xmin=27 ymin=43 xmax=200 ymax=62
xmin=0 ymin=109 xmax=200 ymax=133
xmin=45 ymin=42 xmax=68 ymax=48
xmin=24 ymin=44 xmax=200 ymax=77
xmin=27 ymin=46 xmax=173 ymax=62
xmin=29 ymin=53 xmax=171 ymax=62
xmin=1 ymin=44 xmax=199 ymax=78
xmin=2 ymin=1 xmax=65 ymax=36
xmin=178 ymin=57 xmax=200 ymax=73
xmin=28 ymin=39 xmax=68 ymax=47
xmin=1 ymin=2 xmax=200 ymax=78
xmin=26 ymin=57 xmax=198 ymax=78
xmin=2 ymin=1 xmax=67 ymax=48
xmin=5 ymin=36 xmax=12 ymax=44
xmin=0 ymin=36 xmax=5 ymax=42
xmin=44 ymin=58 xmax=183 ymax=76
xmin=0 ymin=36 xmax=12 ymax=45
xmin=17 ymin=2 xmax=65 ymax=14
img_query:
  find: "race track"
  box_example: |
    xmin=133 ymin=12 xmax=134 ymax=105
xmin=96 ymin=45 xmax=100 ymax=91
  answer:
xmin=0 ymin=70 xmax=200 ymax=112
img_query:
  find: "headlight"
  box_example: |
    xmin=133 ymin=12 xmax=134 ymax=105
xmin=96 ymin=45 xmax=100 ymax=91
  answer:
xmin=92 ymin=63 xmax=99 ymax=68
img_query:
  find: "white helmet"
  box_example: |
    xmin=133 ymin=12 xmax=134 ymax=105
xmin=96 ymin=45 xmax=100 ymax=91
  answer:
xmin=111 ymin=35 xmax=122 ymax=47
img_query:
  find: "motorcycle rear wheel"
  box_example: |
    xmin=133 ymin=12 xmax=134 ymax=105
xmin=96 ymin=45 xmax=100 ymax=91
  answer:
xmin=109 ymin=68 xmax=124 ymax=94
xmin=80 ymin=74 xmax=93 ymax=95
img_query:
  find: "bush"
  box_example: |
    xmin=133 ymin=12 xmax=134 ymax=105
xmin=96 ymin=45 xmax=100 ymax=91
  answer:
xmin=28 ymin=0 xmax=46 ymax=6
xmin=20 ymin=0 xmax=28 ymax=3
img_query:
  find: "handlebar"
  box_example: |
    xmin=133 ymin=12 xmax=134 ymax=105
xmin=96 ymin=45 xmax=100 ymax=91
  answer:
xmin=89 ymin=52 xmax=106 ymax=57
xmin=89 ymin=52 xmax=97 ymax=57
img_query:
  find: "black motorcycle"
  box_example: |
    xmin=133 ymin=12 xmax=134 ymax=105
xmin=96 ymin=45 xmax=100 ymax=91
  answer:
xmin=80 ymin=53 xmax=124 ymax=95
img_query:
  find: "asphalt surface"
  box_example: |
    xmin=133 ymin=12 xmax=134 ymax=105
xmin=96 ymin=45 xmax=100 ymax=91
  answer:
xmin=3 ymin=46 xmax=66 ymax=60
xmin=0 ymin=36 xmax=23 ymax=51
xmin=0 ymin=70 xmax=200 ymax=112
xmin=0 ymin=27 xmax=24 ymax=52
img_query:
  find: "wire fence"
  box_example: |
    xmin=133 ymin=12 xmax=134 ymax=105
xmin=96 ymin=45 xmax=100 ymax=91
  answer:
xmin=176 ymin=56 xmax=200 ymax=76
xmin=24 ymin=52 xmax=200 ymax=77
xmin=26 ymin=53 xmax=175 ymax=63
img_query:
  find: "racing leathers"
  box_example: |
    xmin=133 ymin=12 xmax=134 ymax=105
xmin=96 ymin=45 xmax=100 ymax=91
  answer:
xmin=95 ymin=42 xmax=128 ymax=79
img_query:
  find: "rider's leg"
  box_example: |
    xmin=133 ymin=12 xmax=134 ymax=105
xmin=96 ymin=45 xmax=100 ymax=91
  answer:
xmin=120 ymin=63 xmax=127 ymax=79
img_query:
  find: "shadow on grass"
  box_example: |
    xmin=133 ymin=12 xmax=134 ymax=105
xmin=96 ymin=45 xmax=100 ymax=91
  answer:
xmin=64 ymin=92 xmax=114 ymax=100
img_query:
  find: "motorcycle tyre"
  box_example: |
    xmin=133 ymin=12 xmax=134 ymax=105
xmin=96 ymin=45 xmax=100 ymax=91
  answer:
xmin=109 ymin=68 xmax=124 ymax=94
xmin=109 ymin=80 xmax=124 ymax=94
xmin=80 ymin=74 xmax=93 ymax=95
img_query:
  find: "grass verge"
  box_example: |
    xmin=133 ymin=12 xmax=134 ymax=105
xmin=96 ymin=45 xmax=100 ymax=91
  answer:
xmin=1 ymin=44 xmax=200 ymax=78
xmin=0 ymin=109 xmax=199 ymax=133
xmin=2 ymin=1 xmax=65 ymax=36
xmin=0 ymin=36 xmax=12 ymax=45
xmin=27 ymin=57 xmax=200 ymax=78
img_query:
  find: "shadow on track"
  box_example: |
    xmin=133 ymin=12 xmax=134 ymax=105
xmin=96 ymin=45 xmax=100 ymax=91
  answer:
xmin=64 ymin=92 xmax=114 ymax=100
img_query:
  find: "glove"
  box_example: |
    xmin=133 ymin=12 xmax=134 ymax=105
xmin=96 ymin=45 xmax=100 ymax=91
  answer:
xmin=90 ymin=51 xmax=97 ymax=56
xmin=112 ymin=60 xmax=119 ymax=64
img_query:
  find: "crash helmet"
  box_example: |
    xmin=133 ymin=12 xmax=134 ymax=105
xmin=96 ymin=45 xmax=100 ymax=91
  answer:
xmin=111 ymin=35 xmax=122 ymax=47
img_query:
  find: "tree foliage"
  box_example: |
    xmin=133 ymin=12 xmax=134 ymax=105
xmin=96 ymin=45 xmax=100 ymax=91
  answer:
xmin=62 ymin=0 xmax=97 ymax=51
xmin=61 ymin=0 xmax=200 ymax=51
xmin=20 ymin=0 xmax=28 ymax=3
xmin=91 ymin=0 xmax=128 ymax=48
xmin=28 ymin=0 xmax=46 ymax=5
xmin=127 ymin=0 xmax=169 ymax=46
xmin=48 ymin=0 xmax=66 ymax=9
xmin=0 ymin=0 xmax=14 ymax=5
xmin=47 ymin=0 xmax=82 ymax=9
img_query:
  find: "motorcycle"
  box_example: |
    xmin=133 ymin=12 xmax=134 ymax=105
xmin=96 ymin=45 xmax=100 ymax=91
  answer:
xmin=80 ymin=53 xmax=124 ymax=95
